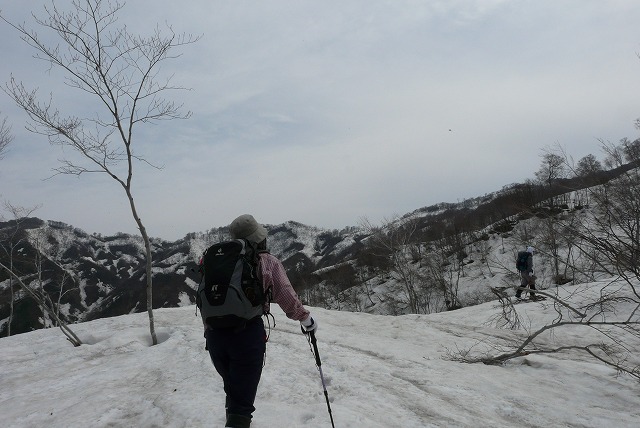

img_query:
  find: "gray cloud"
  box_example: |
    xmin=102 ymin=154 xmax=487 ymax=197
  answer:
xmin=1 ymin=0 xmax=639 ymax=239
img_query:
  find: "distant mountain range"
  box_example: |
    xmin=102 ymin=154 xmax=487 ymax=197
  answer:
xmin=2 ymin=158 xmax=637 ymax=336
xmin=0 ymin=216 xmax=363 ymax=335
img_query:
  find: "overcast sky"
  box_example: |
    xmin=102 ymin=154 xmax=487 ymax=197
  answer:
xmin=1 ymin=0 xmax=639 ymax=240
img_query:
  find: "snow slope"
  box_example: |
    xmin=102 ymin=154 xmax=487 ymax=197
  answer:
xmin=1 ymin=282 xmax=638 ymax=428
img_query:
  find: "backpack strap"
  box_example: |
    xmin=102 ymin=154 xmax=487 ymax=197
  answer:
xmin=241 ymin=239 xmax=273 ymax=312
xmin=252 ymin=245 xmax=275 ymax=336
xmin=194 ymin=249 xmax=208 ymax=317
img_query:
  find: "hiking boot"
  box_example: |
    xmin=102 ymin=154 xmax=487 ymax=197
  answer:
xmin=226 ymin=414 xmax=251 ymax=428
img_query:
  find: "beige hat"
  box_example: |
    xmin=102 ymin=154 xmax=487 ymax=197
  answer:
xmin=229 ymin=214 xmax=268 ymax=243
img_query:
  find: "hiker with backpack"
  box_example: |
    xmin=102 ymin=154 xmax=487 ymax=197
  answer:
xmin=197 ymin=214 xmax=317 ymax=428
xmin=515 ymin=246 xmax=539 ymax=300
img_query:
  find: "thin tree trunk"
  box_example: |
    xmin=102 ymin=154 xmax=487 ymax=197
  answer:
xmin=56 ymin=271 xmax=67 ymax=327
xmin=126 ymin=189 xmax=157 ymax=345
xmin=8 ymin=251 xmax=14 ymax=337
xmin=0 ymin=261 xmax=82 ymax=346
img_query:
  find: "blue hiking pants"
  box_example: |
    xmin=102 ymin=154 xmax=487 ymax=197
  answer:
xmin=205 ymin=317 xmax=266 ymax=419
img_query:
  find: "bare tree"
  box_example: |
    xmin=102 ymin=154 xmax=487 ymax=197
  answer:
xmin=475 ymin=237 xmax=497 ymax=278
xmin=319 ymin=263 xmax=357 ymax=311
xmin=28 ymin=226 xmax=82 ymax=328
xmin=450 ymin=137 xmax=640 ymax=378
xmin=535 ymin=149 xmax=567 ymax=208
xmin=440 ymin=231 xmax=471 ymax=309
xmin=536 ymin=214 xmax=565 ymax=284
xmin=422 ymin=237 xmax=462 ymax=312
xmin=0 ymin=260 xmax=82 ymax=346
xmin=0 ymin=202 xmax=40 ymax=336
xmin=621 ymin=137 xmax=640 ymax=163
xmin=0 ymin=114 xmax=12 ymax=159
xmin=55 ymin=269 xmax=75 ymax=326
xmin=575 ymin=153 xmax=603 ymax=177
xmin=535 ymin=151 xmax=566 ymax=184
xmin=360 ymin=216 xmax=428 ymax=314
xmin=1 ymin=1 xmax=199 ymax=344
xmin=451 ymin=284 xmax=640 ymax=381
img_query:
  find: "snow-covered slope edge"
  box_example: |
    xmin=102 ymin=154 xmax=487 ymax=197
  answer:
xmin=1 ymin=279 xmax=638 ymax=428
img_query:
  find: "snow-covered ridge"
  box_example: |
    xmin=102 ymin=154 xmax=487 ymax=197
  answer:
xmin=0 ymin=280 xmax=638 ymax=427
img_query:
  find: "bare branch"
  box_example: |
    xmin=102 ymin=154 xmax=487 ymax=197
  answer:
xmin=0 ymin=260 xmax=82 ymax=346
xmin=0 ymin=113 xmax=13 ymax=159
xmin=2 ymin=0 xmax=199 ymax=182
xmin=1 ymin=0 xmax=200 ymax=346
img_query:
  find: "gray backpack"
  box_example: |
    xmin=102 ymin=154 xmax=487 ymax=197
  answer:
xmin=196 ymin=239 xmax=267 ymax=328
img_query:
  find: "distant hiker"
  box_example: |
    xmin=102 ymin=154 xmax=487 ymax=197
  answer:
xmin=198 ymin=214 xmax=317 ymax=428
xmin=515 ymin=246 xmax=537 ymax=299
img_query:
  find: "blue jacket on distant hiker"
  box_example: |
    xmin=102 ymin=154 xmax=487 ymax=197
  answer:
xmin=515 ymin=246 xmax=537 ymax=299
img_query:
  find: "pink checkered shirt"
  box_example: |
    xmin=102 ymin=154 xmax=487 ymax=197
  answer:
xmin=259 ymin=253 xmax=310 ymax=321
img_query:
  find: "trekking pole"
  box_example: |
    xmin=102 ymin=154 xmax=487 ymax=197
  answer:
xmin=305 ymin=330 xmax=335 ymax=428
